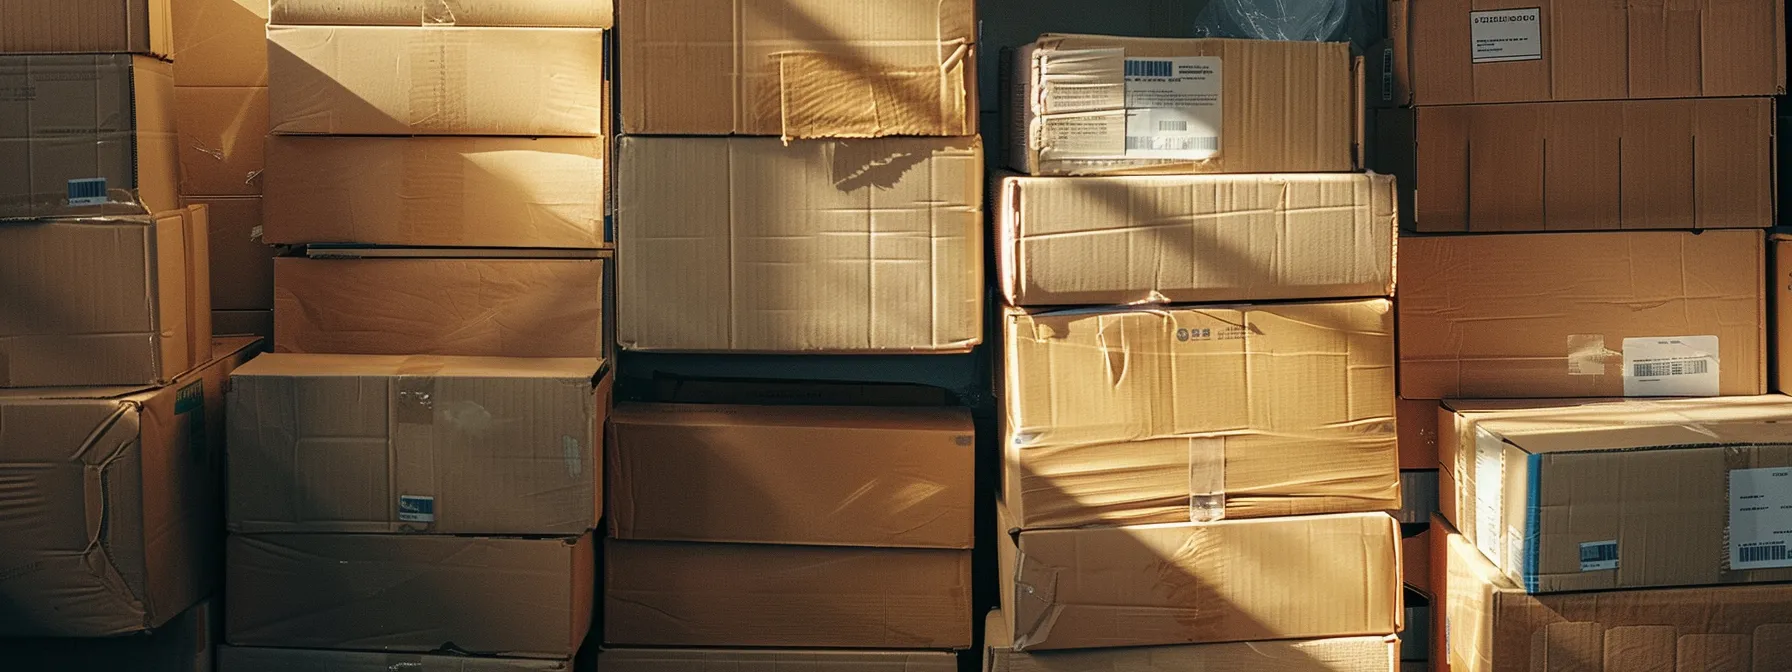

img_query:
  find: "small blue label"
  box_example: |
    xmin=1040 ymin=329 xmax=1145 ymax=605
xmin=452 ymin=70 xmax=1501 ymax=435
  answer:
xmin=66 ymin=178 xmax=107 ymax=206
xmin=398 ymin=495 xmax=435 ymax=523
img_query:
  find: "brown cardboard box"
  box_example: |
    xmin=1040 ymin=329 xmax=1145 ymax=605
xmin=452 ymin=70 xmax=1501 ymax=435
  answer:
xmin=265 ymin=136 xmax=606 ymax=248
xmin=1400 ymin=230 xmax=1766 ymax=399
xmin=172 ymin=0 xmax=268 ymax=87
xmin=1009 ymin=35 xmax=1358 ymax=176
xmin=1379 ymin=99 xmax=1776 ymax=232
xmin=1403 ymin=528 xmax=1432 ymax=598
xmin=1001 ymin=300 xmax=1399 ymax=530
xmin=270 ymin=0 xmax=612 ymax=27
xmin=0 ymin=0 xmax=172 ymax=55
xmin=0 ymin=54 xmax=178 ymax=218
xmin=1387 ymin=0 xmax=1785 ymax=107
xmin=222 ymin=647 xmax=572 ymax=671
xmin=996 ymin=509 xmax=1403 ymax=651
xmin=227 ymin=533 xmax=595 ymax=658
xmin=996 ymin=172 xmax=1395 ymax=306
xmin=1397 ymin=398 xmax=1440 ymax=471
xmin=618 ymin=0 xmax=975 ymax=138
xmin=0 ymin=338 xmax=257 ymax=637
xmin=187 ymin=197 xmax=271 ymax=311
xmin=616 ymin=136 xmax=982 ymax=354
xmin=5 ymin=599 xmax=218 ymax=671
xmin=213 ymin=310 xmax=272 ymax=343
xmin=1436 ymin=519 xmax=1792 ymax=672
xmin=176 ymin=87 xmax=268 ymax=197
xmin=1778 ymin=237 xmax=1792 ymax=393
xmin=985 ymin=610 xmax=1399 ymax=672
xmin=273 ymin=250 xmax=608 ymax=358
xmin=267 ymin=26 xmax=605 ymax=136
xmin=605 ymin=539 xmax=972 ymax=648
xmin=609 ymin=404 xmax=974 ymax=548
xmin=0 ymin=207 xmax=212 ymax=388
xmin=600 ymin=649 xmax=959 ymax=672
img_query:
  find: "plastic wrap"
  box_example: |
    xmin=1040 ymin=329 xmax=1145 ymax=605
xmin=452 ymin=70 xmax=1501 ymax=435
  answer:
xmin=1193 ymin=0 xmax=1385 ymax=51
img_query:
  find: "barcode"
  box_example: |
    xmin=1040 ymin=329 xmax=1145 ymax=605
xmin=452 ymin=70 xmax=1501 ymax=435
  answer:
xmin=1632 ymin=359 xmax=1709 ymax=378
xmin=66 ymin=178 xmax=107 ymax=204
xmin=1580 ymin=543 xmax=1617 ymax=563
xmin=1740 ymin=543 xmax=1788 ymax=564
xmin=1126 ymin=136 xmax=1219 ymax=151
xmin=1125 ymin=60 xmax=1175 ymax=78
xmin=1158 ymin=120 xmax=1189 ymax=131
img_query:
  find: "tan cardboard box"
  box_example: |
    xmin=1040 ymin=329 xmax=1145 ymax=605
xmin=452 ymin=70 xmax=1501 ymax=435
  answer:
xmin=1778 ymin=237 xmax=1792 ymax=393
xmin=617 ymin=136 xmax=982 ymax=354
xmin=986 ymin=611 xmax=1399 ymax=672
xmin=5 ymin=599 xmax=217 ymax=671
xmin=0 ymin=339 xmax=257 ymax=637
xmin=600 ymin=649 xmax=959 ymax=672
xmin=1400 ymin=230 xmax=1766 ymax=399
xmin=1002 ymin=300 xmax=1399 ymax=530
xmin=227 ymin=533 xmax=595 ymax=658
xmin=0 ymin=207 xmax=212 ymax=388
xmin=997 ymin=509 xmax=1402 ymax=651
xmin=270 ymin=0 xmax=611 ymax=27
xmin=267 ymin=26 xmax=605 ymax=136
xmin=619 ymin=0 xmax=975 ymax=138
xmin=609 ymin=404 xmax=974 ymax=548
xmin=996 ymin=172 xmax=1395 ymax=305
xmin=222 ymin=647 xmax=572 ymax=671
xmin=176 ymin=87 xmax=268 ymax=197
xmin=213 ymin=310 xmax=272 ymax=343
xmin=185 ymin=196 xmax=271 ymax=311
xmin=171 ymin=0 xmax=268 ymax=87
xmin=1009 ymin=35 xmax=1358 ymax=176
xmin=0 ymin=0 xmax=172 ymax=56
xmin=0 ymin=54 xmax=178 ymax=218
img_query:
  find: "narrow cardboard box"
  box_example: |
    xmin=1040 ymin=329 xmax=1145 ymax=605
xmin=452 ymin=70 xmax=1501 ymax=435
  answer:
xmin=6 ymin=600 xmax=217 ymax=671
xmin=0 ymin=0 xmax=172 ymax=56
xmin=213 ymin=310 xmax=272 ymax=343
xmin=599 ymin=649 xmax=959 ymax=672
xmin=172 ymin=0 xmax=268 ymax=87
xmin=176 ymin=87 xmax=268 ymax=197
xmin=0 ymin=54 xmax=179 ymax=218
xmin=985 ymin=610 xmax=1399 ymax=672
xmin=270 ymin=0 xmax=611 ymax=27
xmin=186 ymin=196 xmax=271 ymax=311
xmin=221 ymin=647 xmax=571 ymax=671
xmin=1777 ymin=236 xmax=1792 ymax=393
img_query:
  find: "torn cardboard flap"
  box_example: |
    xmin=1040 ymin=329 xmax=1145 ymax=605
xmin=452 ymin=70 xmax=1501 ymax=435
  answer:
xmin=270 ymin=0 xmax=612 ymax=28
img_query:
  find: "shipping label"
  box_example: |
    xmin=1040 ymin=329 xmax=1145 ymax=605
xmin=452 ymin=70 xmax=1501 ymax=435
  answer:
xmin=1730 ymin=468 xmax=1792 ymax=570
xmin=1470 ymin=8 xmax=1543 ymax=64
xmin=1122 ymin=56 xmax=1222 ymax=160
xmin=1622 ymin=336 xmax=1719 ymax=397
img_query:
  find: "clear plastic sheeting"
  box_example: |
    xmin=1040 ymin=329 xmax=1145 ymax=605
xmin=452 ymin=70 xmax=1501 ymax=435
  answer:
xmin=1192 ymin=0 xmax=1385 ymax=52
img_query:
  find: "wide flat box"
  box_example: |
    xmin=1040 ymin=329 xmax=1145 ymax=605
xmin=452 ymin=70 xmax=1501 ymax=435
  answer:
xmin=996 ymin=172 xmax=1395 ymax=305
xmin=6 ymin=599 xmax=217 ymax=671
xmin=604 ymin=539 xmax=972 ymax=649
xmin=609 ymin=403 xmax=974 ymax=548
xmin=172 ymin=0 xmax=268 ymax=87
xmin=985 ymin=610 xmax=1398 ymax=672
xmin=265 ymin=136 xmax=606 ymax=248
xmin=0 ymin=54 xmax=178 ymax=218
xmin=619 ymin=0 xmax=975 ymax=138
xmin=221 ymin=647 xmax=574 ymax=671
xmin=0 ymin=0 xmax=171 ymax=56
xmin=600 ymin=649 xmax=959 ymax=672
xmin=0 ymin=339 xmax=257 ymax=637
xmin=1010 ymin=34 xmax=1358 ymax=176
xmin=227 ymin=533 xmax=595 ymax=658
xmin=1002 ymin=300 xmax=1399 ymax=530
xmin=267 ymin=25 xmax=605 ymax=136
xmin=176 ymin=87 xmax=268 ymax=196
xmin=1400 ymin=230 xmax=1766 ymax=399
xmin=186 ymin=197 xmax=270 ymax=311
xmin=997 ymin=510 xmax=1402 ymax=651
xmin=0 ymin=207 xmax=212 ymax=388
xmin=229 ymin=354 xmax=610 ymax=535
xmin=270 ymin=0 xmax=611 ymax=27
xmin=617 ymin=136 xmax=982 ymax=354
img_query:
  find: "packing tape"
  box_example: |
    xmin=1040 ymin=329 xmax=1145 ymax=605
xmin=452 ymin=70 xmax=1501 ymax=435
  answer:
xmin=394 ymin=356 xmax=448 ymax=426
xmin=408 ymin=29 xmax=471 ymax=133
xmin=1187 ymin=437 xmax=1226 ymax=522
xmin=1009 ymin=550 xmax=1063 ymax=651
xmin=393 ymin=356 xmax=448 ymax=531
xmin=1565 ymin=334 xmax=1617 ymax=376
xmin=421 ymin=0 xmax=459 ymax=25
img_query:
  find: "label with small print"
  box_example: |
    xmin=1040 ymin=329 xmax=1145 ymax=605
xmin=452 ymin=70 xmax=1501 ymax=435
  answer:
xmin=1622 ymin=336 xmax=1720 ymax=397
xmin=1730 ymin=468 xmax=1792 ymax=570
xmin=398 ymin=495 xmax=436 ymax=524
xmin=1579 ymin=540 xmax=1619 ymax=571
xmin=1474 ymin=429 xmax=1506 ymax=567
xmin=66 ymin=178 xmax=107 ymax=206
xmin=1123 ymin=57 xmax=1222 ymax=160
xmin=1470 ymin=8 xmax=1543 ymax=63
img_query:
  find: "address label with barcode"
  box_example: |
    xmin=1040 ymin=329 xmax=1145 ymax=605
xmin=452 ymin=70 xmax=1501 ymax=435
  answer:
xmin=1730 ymin=468 xmax=1792 ymax=570
xmin=1123 ymin=56 xmax=1221 ymax=160
xmin=1622 ymin=336 xmax=1719 ymax=397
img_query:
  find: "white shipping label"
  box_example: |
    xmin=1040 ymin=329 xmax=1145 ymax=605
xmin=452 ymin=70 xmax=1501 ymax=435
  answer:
xmin=1470 ymin=8 xmax=1543 ymax=64
xmin=1730 ymin=468 xmax=1792 ymax=570
xmin=1474 ymin=429 xmax=1505 ymax=568
xmin=1123 ymin=57 xmax=1221 ymax=160
xmin=1579 ymin=540 xmax=1619 ymax=571
xmin=1622 ymin=336 xmax=1720 ymax=397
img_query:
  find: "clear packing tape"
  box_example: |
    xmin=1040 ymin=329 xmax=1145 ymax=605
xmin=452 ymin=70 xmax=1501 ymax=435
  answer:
xmin=1192 ymin=0 xmax=1385 ymax=52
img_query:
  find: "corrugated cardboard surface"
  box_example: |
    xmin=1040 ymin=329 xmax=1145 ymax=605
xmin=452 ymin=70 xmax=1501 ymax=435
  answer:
xmin=1382 ymin=98 xmax=1776 ymax=232
xmin=172 ymin=0 xmax=268 ymax=87
xmin=227 ymin=533 xmax=595 ymax=658
xmin=1403 ymin=528 xmax=1432 ymax=598
xmin=0 ymin=54 xmax=179 ymax=218
xmin=265 ymin=136 xmax=606 ymax=248
xmin=0 ymin=0 xmax=171 ymax=55
xmin=270 ymin=0 xmax=611 ymax=27
xmin=1397 ymin=398 xmax=1439 ymax=471
xmin=617 ymin=136 xmax=983 ymax=354
xmin=1001 ymin=300 xmax=1399 ymax=530
xmin=213 ymin=310 xmax=272 ymax=344
xmin=609 ymin=403 xmax=974 ymax=548
xmin=267 ymin=25 xmax=605 ymax=136
xmin=187 ymin=197 xmax=271 ymax=311
xmin=600 ymin=649 xmax=960 ymax=671
xmin=1011 ymin=35 xmax=1357 ymax=176
xmin=619 ymin=0 xmax=975 ymax=137
xmin=986 ymin=610 xmax=1398 ymax=672
xmin=1400 ymin=230 xmax=1766 ymax=399
xmin=4 ymin=599 xmax=217 ymax=671
xmin=1778 ymin=238 xmax=1792 ymax=393
xmin=605 ymin=539 xmax=972 ymax=648
xmin=0 ymin=339 xmax=257 ymax=637
xmin=998 ymin=510 xmax=1402 ymax=651
xmin=177 ymin=87 xmax=268 ymax=197
xmin=997 ymin=172 xmax=1395 ymax=306
xmin=221 ymin=647 xmax=573 ymax=671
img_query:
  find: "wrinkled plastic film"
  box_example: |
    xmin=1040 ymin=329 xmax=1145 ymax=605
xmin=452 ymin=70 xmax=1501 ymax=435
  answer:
xmin=1010 ymin=551 xmax=1063 ymax=650
xmin=1188 ymin=437 xmax=1226 ymax=522
xmin=1192 ymin=0 xmax=1386 ymax=52
xmin=422 ymin=0 xmax=457 ymax=25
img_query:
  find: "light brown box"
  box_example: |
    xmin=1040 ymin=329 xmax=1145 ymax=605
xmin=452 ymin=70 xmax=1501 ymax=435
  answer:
xmin=265 ymin=136 xmax=606 ymax=248
xmin=0 ymin=0 xmax=172 ymax=56
xmin=609 ymin=404 xmax=974 ymax=548
xmin=1400 ymin=230 xmax=1766 ymax=399
xmin=996 ymin=172 xmax=1395 ymax=306
xmin=600 ymin=649 xmax=959 ymax=672
xmin=267 ymin=25 xmax=605 ymax=136
xmin=184 ymin=196 xmax=271 ymax=311
xmin=171 ymin=0 xmax=268 ymax=87
xmin=213 ymin=310 xmax=272 ymax=343
xmin=0 ymin=207 xmax=212 ymax=388
xmin=1009 ymin=35 xmax=1358 ymax=176
xmin=227 ymin=533 xmax=595 ymax=658
xmin=985 ymin=611 xmax=1399 ymax=672
xmin=619 ymin=0 xmax=975 ymax=138
xmin=1378 ymin=98 xmax=1775 ymax=232
xmin=1778 ymin=237 xmax=1792 ymax=393
xmin=270 ymin=0 xmax=611 ymax=27
xmin=0 ymin=54 xmax=178 ymax=218
xmin=6 ymin=599 xmax=218 ymax=671
xmin=0 ymin=339 xmax=257 ymax=637
xmin=176 ymin=87 xmax=268 ymax=197
xmin=1002 ymin=300 xmax=1399 ymax=530
xmin=616 ymin=136 xmax=982 ymax=354
xmin=1397 ymin=398 xmax=1440 ymax=471
xmin=222 ymin=647 xmax=572 ymax=671
xmin=996 ymin=509 xmax=1403 ymax=651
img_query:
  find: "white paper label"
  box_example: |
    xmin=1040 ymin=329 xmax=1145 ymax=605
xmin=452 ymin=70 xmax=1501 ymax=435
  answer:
xmin=1474 ymin=429 xmax=1506 ymax=567
xmin=1470 ymin=9 xmax=1543 ymax=63
xmin=1730 ymin=468 xmax=1792 ymax=570
xmin=1579 ymin=540 xmax=1619 ymax=571
xmin=398 ymin=495 xmax=436 ymax=523
xmin=1622 ymin=336 xmax=1720 ymax=397
xmin=66 ymin=178 xmax=107 ymax=206
xmin=1122 ymin=57 xmax=1221 ymax=160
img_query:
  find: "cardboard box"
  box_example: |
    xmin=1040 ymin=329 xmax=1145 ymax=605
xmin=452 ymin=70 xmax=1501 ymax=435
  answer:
xmin=270 ymin=0 xmax=611 ymax=27
xmin=616 ymin=136 xmax=983 ymax=354
xmin=996 ymin=172 xmax=1395 ymax=306
xmin=222 ymin=647 xmax=574 ymax=671
xmin=609 ymin=404 xmax=974 ymax=548
xmin=5 ymin=599 xmax=217 ymax=671
xmin=1009 ymin=35 xmax=1358 ymax=176
xmin=600 ymin=649 xmax=959 ymax=672
xmin=1386 ymin=0 xmax=1785 ymax=107
xmin=619 ymin=0 xmax=975 ymax=138
xmin=996 ymin=510 xmax=1402 ymax=651
xmin=186 ymin=197 xmax=271 ymax=311
xmin=172 ymin=0 xmax=268 ymax=87
xmin=0 ymin=54 xmax=178 ymax=218
xmin=1436 ymin=519 xmax=1792 ymax=672
xmin=0 ymin=0 xmax=172 ymax=55
xmin=213 ymin=310 xmax=272 ymax=343
xmin=227 ymin=533 xmax=595 ymax=658
xmin=0 ymin=338 xmax=257 ymax=637
xmin=1401 ymin=230 xmax=1766 ymax=399
xmin=1778 ymin=237 xmax=1792 ymax=393
xmin=1404 ymin=528 xmax=1432 ymax=598
xmin=1378 ymin=98 xmax=1776 ymax=232
xmin=604 ymin=539 xmax=972 ymax=648
xmin=176 ymin=87 xmax=268 ymax=196
xmin=1001 ymin=300 xmax=1398 ymax=530
xmin=986 ymin=610 xmax=1398 ymax=672
xmin=1397 ymin=398 xmax=1439 ymax=471
xmin=265 ymin=136 xmax=606 ymax=248
xmin=273 ymin=250 xmax=608 ymax=358
xmin=0 ymin=207 xmax=212 ymax=388
xmin=267 ymin=25 xmax=605 ymax=136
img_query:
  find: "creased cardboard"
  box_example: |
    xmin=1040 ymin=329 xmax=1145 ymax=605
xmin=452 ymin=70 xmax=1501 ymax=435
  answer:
xmin=617 ymin=136 xmax=983 ymax=354
xmin=1400 ymin=230 xmax=1766 ymax=399
xmin=0 ymin=54 xmax=179 ymax=218
xmin=221 ymin=647 xmax=572 ymax=672
xmin=600 ymin=649 xmax=960 ymax=672
xmin=172 ymin=0 xmax=268 ymax=87
xmin=5 ymin=599 xmax=217 ymax=671
xmin=997 ymin=172 xmax=1395 ymax=306
xmin=985 ymin=610 xmax=1398 ymax=672
xmin=270 ymin=0 xmax=611 ymax=27
xmin=0 ymin=0 xmax=172 ymax=56
xmin=0 ymin=339 xmax=257 ymax=637
xmin=186 ymin=197 xmax=271 ymax=311
xmin=176 ymin=87 xmax=268 ymax=197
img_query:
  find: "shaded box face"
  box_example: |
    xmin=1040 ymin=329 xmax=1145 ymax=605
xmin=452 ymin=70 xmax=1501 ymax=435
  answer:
xmin=5 ymin=599 xmax=217 ymax=671
xmin=0 ymin=54 xmax=179 ymax=218
xmin=187 ymin=196 xmax=271 ymax=311
xmin=213 ymin=310 xmax=272 ymax=343
xmin=171 ymin=0 xmax=268 ymax=87
xmin=269 ymin=0 xmax=612 ymax=27
xmin=222 ymin=646 xmax=574 ymax=671
xmin=986 ymin=609 xmax=1399 ymax=672
xmin=0 ymin=0 xmax=172 ymax=56
xmin=1778 ymin=238 xmax=1792 ymax=393
xmin=176 ymin=87 xmax=267 ymax=196
xmin=598 ymin=649 xmax=959 ymax=672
